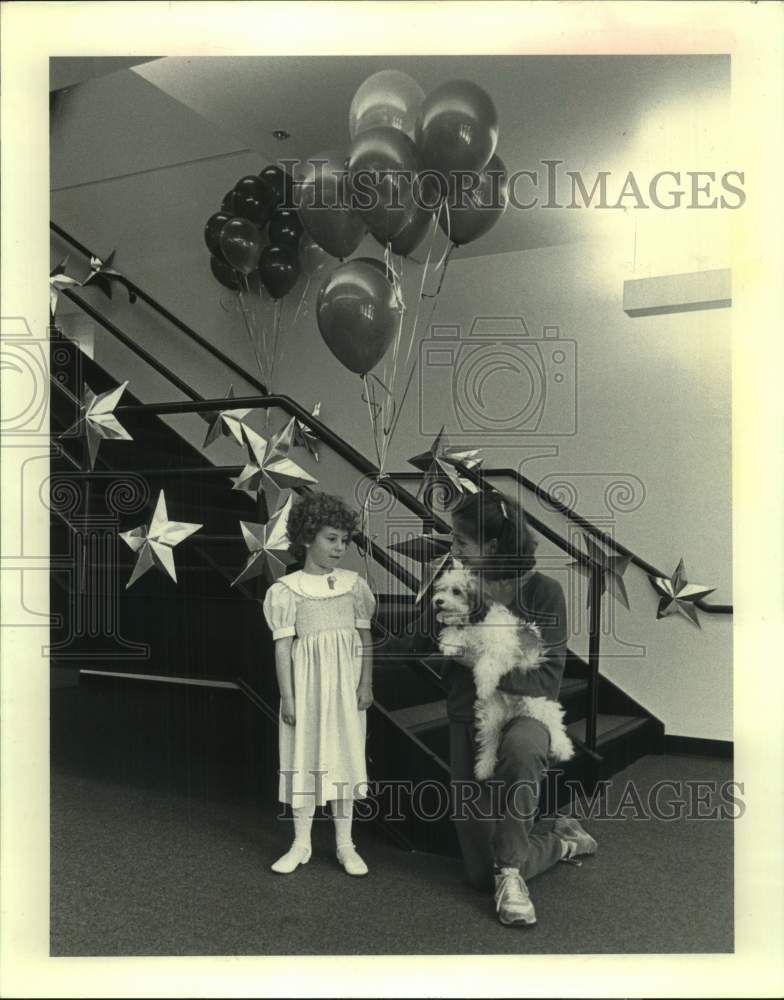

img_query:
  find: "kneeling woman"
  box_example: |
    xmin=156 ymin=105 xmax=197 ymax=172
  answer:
xmin=444 ymin=491 xmax=597 ymax=926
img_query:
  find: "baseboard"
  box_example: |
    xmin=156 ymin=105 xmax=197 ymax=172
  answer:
xmin=663 ymin=735 xmax=733 ymax=759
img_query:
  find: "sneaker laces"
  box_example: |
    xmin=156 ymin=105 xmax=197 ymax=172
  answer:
xmin=559 ymin=840 xmax=583 ymax=866
xmin=497 ymin=868 xmax=531 ymax=904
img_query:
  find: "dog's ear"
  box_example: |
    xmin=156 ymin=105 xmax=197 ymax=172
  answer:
xmin=466 ymin=574 xmax=491 ymax=623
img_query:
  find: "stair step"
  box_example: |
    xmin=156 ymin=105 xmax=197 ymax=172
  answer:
xmin=567 ymin=713 xmax=647 ymax=746
xmin=389 ymin=700 xmax=447 ymax=732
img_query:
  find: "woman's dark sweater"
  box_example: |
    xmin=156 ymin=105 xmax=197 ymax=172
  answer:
xmin=388 ymin=571 xmax=568 ymax=722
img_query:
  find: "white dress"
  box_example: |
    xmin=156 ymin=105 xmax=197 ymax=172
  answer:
xmin=262 ymin=568 xmax=376 ymax=807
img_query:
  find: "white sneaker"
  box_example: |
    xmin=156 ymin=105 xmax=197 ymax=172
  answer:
xmin=494 ymin=867 xmax=537 ymax=926
xmin=336 ymin=843 xmax=368 ymax=877
xmin=270 ymin=843 xmax=311 ymax=874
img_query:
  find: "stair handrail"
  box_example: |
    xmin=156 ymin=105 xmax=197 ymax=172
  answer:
xmin=449 ymin=466 xmax=731 ymax=614
xmin=51 ymin=221 xmax=270 ymax=397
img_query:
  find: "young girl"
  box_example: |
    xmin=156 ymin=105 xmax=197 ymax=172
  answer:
xmin=262 ymin=491 xmax=376 ymax=877
xmin=446 ymin=490 xmax=597 ymax=926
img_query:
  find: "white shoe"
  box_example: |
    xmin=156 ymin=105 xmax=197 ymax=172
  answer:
xmin=270 ymin=843 xmax=311 ymax=874
xmin=494 ymin=867 xmax=537 ymax=926
xmin=336 ymin=843 xmax=368 ymax=877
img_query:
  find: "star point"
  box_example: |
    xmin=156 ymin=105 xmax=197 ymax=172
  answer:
xmin=119 ymin=490 xmax=202 ymax=588
xmin=650 ymin=558 xmax=715 ymax=627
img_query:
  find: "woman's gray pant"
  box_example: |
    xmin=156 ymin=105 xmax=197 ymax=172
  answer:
xmin=449 ymin=715 xmax=563 ymax=890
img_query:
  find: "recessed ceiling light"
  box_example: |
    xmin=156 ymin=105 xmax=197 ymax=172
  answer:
xmin=272 ymin=129 xmax=291 ymax=141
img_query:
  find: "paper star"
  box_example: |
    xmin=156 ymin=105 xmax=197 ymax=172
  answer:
xmin=232 ymin=491 xmax=296 ymax=586
xmin=49 ymin=257 xmax=83 ymax=318
xmin=568 ymin=533 xmax=632 ymax=610
xmin=289 ymin=401 xmax=322 ymax=462
xmin=119 ymin=490 xmax=202 ymax=589
xmin=650 ymin=558 xmax=716 ymax=628
xmin=81 ymin=251 xmax=135 ymax=303
xmin=201 ymin=385 xmax=252 ymax=448
xmin=63 ymin=380 xmax=133 ymax=470
xmin=408 ymin=427 xmax=483 ymax=503
xmin=415 ymin=551 xmax=454 ymax=605
xmin=231 ymin=423 xmax=318 ymax=509
xmin=388 ymin=532 xmax=453 ymax=565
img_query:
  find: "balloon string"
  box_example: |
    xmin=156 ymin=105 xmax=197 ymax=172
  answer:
xmin=380 ymin=256 xmax=406 ymax=472
xmin=292 ymin=277 xmax=310 ymax=329
xmin=237 ymin=282 xmax=265 ymax=384
xmin=422 ymin=241 xmax=454 ymax=300
xmin=269 ymin=298 xmax=282 ymax=394
xmin=405 ymin=210 xmax=440 ymax=366
xmin=361 ymin=375 xmax=384 ymax=471
xmin=434 ymin=199 xmax=452 ymax=272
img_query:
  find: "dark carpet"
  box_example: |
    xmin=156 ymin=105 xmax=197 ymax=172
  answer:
xmin=50 ymin=682 xmax=734 ymax=956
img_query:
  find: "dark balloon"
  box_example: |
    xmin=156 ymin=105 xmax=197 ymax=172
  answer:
xmin=347 ymin=127 xmax=421 ymax=243
xmin=294 ymin=150 xmax=367 ymax=259
xmin=316 ymin=258 xmax=401 ymax=376
xmin=231 ymin=175 xmax=277 ymax=228
xmin=416 ymin=79 xmax=498 ymax=176
xmin=221 ymin=189 xmax=237 ymax=213
xmin=258 ymin=244 xmax=300 ymax=299
xmin=358 ymin=256 xmax=396 ymax=283
xmin=210 ymin=255 xmax=241 ymax=291
xmin=269 ymin=208 xmax=304 ymax=248
xmin=259 ymin=165 xmax=295 ymax=209
xmin=374 ymin=201 xmax=434 ymax=256
xmin=204 ymin=212 xmax=232 ymax=258
xmin=440 ymin=153 xmax=508 ymax=246
xmin=219 ymin=217 xmax=264 ymax=273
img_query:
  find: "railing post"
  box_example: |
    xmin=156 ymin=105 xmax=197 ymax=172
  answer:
xmin=586 ymin=564 xmax=603 ymax=752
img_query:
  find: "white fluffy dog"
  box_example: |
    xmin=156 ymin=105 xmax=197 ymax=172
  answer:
xmin=433 ymin=566 xmax=574 ymax=780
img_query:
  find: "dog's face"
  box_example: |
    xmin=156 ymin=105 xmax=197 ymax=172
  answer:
xmin=432 ymin=568 xmax=489 ymax=625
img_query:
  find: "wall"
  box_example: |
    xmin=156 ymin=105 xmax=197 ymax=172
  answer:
xmin=51 ymin=67 xmax=733 ymax=740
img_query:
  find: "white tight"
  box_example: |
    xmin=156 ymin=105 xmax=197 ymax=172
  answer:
xmin=291 ymin=800 xmax=354 ymax=849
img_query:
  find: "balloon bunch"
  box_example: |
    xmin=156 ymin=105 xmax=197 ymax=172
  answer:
xmin=307 ymin=71 xmax=507 ymax=477
xmin=204 ymin=166 xmax=318 ymax=393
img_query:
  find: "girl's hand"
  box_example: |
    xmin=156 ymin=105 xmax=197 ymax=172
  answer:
xmin=357 ymin=685 xmax=373 ymax=711
xmin=281 ymin=697 xmax=296 ymax=726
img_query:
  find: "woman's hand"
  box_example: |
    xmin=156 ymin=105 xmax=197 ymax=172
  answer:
xmin=357 ymin=684 xmax=373 ymax=711
xmin=281 ymin=696 xmax=296 ymax=726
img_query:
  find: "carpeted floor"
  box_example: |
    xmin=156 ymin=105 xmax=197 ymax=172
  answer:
xmin=50 ymin=682 xmax=734 ymax=956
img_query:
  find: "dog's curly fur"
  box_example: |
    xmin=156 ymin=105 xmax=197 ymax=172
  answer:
xmin=433 ymin=566 xmax=574 ymax=780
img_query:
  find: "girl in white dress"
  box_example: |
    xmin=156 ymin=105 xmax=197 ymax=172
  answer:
xmin=262 ymin=492 xmax=376 ymax=877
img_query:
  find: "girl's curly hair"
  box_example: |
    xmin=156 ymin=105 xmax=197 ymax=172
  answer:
xmin=286 ymin=492 xmax=360 ymax=562
xmin=452 ymin=489 xmax=538 ymax=580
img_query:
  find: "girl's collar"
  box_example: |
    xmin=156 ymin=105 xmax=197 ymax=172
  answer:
xmin=279 ymin=568 xmax=356 ymax=598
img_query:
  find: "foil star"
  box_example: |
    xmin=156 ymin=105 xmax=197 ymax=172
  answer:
xmin=49 ymin=257 xmax=83 ymax=318
xmin=232 ymin=490 xmax=296 ymax=585
xmin=415 ymin=551 xmax=454 ymax=605
xmin=290 ymin=401 xmax=322 ymax=462
xmin=568 ymin=533 xmax=632 ymax=610
xmin=408 ymin=427 xmax=483 ymax=504
xmin=65 ymin=380 xmax=133 ymax=470
xmin=230 ymin=423 xmax=318 ymax=509
xmin=388 ymin=532 xmax=453 ymax=565
xmin=201 ymin=385 xmax=252 ymax=449
xmin=82 ymin=251 xmax=135 ymax=303
xmin=650 ymin=558 xmax=716 ymax=628
xmin=119 ymin=490 xmax=202 ymax=589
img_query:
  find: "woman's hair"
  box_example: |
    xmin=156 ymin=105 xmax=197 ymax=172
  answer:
xmin=452 ymin=490 xmax=538 ymax=579
xmin=286 ymin=491 xmax=360 ymax=562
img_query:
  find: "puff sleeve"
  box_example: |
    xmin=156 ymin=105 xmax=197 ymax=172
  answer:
xmin=352 ymin=574 xmax=377 ymax=630
xmin=262 ymin=582 xmax=298 ymax=640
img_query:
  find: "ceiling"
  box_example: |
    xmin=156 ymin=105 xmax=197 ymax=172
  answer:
xmin=52 ymin=54 xmax=731 ymax=260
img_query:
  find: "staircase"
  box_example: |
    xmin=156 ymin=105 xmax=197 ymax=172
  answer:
xmin=48 ymin=222 xmax=681 ymax=860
